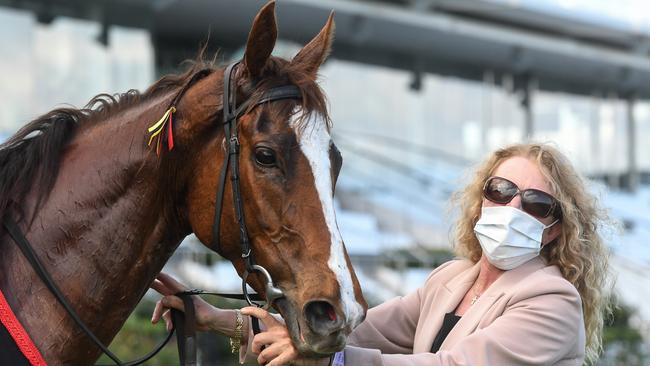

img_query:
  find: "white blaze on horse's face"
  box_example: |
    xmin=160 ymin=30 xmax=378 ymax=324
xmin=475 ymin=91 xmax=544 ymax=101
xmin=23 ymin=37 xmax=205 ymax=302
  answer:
xmin=289 ymin=110 xmax=365 ymax=330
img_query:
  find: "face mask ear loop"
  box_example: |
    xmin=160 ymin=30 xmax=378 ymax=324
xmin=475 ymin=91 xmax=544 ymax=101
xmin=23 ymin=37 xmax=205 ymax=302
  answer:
xmin=540 ymin=219 xmax=560 ymax=248
xmin=544 ymin=219 xmax=559 ymax=230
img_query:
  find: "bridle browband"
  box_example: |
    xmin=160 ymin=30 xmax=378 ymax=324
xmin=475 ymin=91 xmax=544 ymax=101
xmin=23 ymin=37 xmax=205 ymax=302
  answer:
xmin=1 ymin=60 xmax=303 ymax=365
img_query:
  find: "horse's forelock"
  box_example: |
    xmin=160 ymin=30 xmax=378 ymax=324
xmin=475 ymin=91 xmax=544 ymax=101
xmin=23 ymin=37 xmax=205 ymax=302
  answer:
xmin=243 ymin=56 xmax=331 ymax=134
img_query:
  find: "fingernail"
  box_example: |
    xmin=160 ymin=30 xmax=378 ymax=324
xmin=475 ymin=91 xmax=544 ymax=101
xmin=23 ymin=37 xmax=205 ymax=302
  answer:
xmin=162 ymin=298 xmax=168 ymax=306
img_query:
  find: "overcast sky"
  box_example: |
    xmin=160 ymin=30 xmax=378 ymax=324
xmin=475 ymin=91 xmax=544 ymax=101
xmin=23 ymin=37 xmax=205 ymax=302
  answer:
xmin=491 ymin=0 xmax=650 ymax=34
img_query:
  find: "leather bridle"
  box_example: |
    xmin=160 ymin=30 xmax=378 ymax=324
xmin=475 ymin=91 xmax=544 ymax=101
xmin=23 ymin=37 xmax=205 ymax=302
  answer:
xmin=2 ymin=60 xmax=303 ymax=365
xmin=171 ymin=61 xmax=302 ymax=365
xmin=212 ymin=60 xmax=301 ymax=311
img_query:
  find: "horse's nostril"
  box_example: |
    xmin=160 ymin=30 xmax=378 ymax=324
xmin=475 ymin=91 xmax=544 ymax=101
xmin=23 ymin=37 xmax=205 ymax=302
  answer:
xmin=305 ymin=301 xmax=336 ymax=322
xmin=326 ymin=306 xmax=337 ymax=321
xmin=304 ymin=300 xmax=343 ymax=336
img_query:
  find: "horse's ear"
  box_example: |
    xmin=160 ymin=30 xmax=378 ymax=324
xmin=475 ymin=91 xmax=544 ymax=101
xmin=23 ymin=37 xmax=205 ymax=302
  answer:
xmin=243 ymin=1 xmax=277 ymax=78
xmin=292 ymin=12 xmax=335 ymax=79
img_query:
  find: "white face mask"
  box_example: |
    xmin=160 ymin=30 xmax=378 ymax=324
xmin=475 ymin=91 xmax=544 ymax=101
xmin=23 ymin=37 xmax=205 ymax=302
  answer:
xmin=474 ymin=206 xmax=558 ymax=270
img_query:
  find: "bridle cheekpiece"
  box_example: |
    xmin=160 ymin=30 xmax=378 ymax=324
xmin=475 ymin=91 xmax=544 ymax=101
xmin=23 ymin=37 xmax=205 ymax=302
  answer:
xmin=212 ymin=61 xmax=302 ymax=310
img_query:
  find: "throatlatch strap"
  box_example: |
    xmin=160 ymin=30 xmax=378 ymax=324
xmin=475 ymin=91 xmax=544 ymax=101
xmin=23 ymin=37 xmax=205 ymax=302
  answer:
xmin=211 ymin=61 xmax=238 ymax=253
xmin=212 ymin=149 xmax=230 ymax=254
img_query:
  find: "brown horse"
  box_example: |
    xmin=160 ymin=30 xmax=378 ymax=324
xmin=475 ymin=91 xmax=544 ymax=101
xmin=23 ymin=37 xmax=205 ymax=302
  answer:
xmin=0 ymin=2 xmax=367 ymax=364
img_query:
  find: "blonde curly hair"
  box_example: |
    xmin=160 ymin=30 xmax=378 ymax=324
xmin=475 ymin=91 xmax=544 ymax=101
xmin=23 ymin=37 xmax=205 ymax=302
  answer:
xmin=452 ymin=142 xmax=613 ymax=365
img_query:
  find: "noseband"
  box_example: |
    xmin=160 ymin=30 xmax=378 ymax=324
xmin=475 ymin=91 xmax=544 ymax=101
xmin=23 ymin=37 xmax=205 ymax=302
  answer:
xmin=212 ymin=61 xmax=301 ymax=310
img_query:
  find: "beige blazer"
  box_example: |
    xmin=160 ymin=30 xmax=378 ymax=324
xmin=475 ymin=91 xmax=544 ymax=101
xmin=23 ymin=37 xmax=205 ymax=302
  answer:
xmin=344 ymin=257 xmax=586 ymax=365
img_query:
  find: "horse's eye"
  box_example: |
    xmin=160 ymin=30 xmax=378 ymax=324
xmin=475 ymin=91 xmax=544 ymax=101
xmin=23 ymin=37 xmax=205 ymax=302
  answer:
xmin=255 ymin=147 xmax=277 ymax=167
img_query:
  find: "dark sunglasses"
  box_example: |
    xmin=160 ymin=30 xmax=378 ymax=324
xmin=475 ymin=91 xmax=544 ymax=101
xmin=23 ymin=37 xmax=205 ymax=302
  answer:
xmin=482 ymin=176 xmax=562 ymax=219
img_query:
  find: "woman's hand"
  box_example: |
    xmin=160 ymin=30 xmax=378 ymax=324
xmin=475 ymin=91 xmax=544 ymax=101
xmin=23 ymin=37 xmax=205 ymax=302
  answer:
xmin=241 ymin=306 xmax=299 ymax=366
xmin=150 ymin=272 xmax=221 ymax=332
xmin=241 ymin=307 xmax=331 ymax=366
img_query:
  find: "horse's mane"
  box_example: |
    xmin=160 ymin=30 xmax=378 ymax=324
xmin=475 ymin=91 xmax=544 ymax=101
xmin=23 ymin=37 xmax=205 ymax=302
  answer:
xmin=0 ymin=53 xmax=330 ymax=224
xmin=0 ymin=57 xmax=215 ymax=223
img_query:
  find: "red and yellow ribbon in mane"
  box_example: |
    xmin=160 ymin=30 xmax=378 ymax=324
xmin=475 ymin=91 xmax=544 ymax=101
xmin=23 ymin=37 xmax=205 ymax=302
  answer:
xmin=147 ymin=107 xmax=176 ymax=155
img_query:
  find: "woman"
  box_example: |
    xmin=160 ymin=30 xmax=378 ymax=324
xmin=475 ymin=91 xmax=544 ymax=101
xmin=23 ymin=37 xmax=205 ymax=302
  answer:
xmin=152 ymin=143 xmax=613 ymax=365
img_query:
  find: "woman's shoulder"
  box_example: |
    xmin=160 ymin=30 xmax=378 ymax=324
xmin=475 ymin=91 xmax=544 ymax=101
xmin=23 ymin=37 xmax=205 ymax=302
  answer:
xmin=509 ymin=261 xmax=581 ymax=304
xmin=502 ymin=262 xmax=585 ymax=343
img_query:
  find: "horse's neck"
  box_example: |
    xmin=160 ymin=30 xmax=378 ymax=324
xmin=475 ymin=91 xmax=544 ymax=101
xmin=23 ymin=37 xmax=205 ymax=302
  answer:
xmin=0 ymin=97 xmax=190 ymax=364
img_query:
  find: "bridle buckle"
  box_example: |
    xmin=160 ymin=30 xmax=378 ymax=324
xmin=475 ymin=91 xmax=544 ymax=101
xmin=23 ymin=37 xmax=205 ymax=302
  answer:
xmin=241 ymin=248 xmax=251 ymax=258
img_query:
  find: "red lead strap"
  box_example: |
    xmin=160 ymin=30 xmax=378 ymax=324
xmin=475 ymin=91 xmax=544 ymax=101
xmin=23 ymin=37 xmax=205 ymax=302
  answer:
xmin=0 ymin=289 xmax=48 ymax=365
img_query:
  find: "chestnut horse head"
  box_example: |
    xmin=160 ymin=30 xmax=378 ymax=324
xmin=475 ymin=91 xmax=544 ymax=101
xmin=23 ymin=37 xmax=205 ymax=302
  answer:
xmin=182 ymin=2 xmax=367 ymax=355
xmin=0 ymin=1 xmax=365 ymax=362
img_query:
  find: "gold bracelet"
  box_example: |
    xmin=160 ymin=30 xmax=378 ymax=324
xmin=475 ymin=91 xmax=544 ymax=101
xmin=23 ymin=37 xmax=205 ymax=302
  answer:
xmin=230 ymin=309 xmax=244 ymax=354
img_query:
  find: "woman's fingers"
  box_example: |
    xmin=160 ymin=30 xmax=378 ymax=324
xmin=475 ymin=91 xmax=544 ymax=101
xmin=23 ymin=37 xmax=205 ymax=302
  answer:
xmin=161 ymin=295 xmax=185 ymax=311
xmin=265 ymin=349 xmax=299 ymax=366
xmin=151 ymin=279 xmax=173 ymax=296
xmin=156 ymin=272 xmax=188 ymax=293
xmin=151 ymin=273 xmax=213 ymax=333
xmin=152 ymin=296 xmax=183 ymax=331
xmin=257 ymin=341 xmax=294 ymax=366
xmin=241 ymin=306 xmax=281 ymax=328
xmin=153 ymin=299 xmax=174 ymax=332
xmin=251 ymin=331 xmax=282 ymax=354
xmin=151 ymin=295 xmax=185 ymax=314
xmin=251 ymin=329 xmax=294 ymax=356
xmin=256 ymin=342 xmax=280 ymax=365
xmin=163 ymin=310 xmax=172 ymax=332
xmin=152 ymin=300 xmax=164 ymax=323
xmin=242 ymin=308 xmax=299 ymax=365
xmin=256 ymin=337 xmax=299 ymax=366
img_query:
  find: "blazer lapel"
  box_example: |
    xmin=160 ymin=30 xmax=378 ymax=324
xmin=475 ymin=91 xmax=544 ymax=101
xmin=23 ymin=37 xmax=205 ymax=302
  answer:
xmin=439 ymin=257 xmax=547 ymax=351
xmin=415 ymin=261 xmax=480 ymax=352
